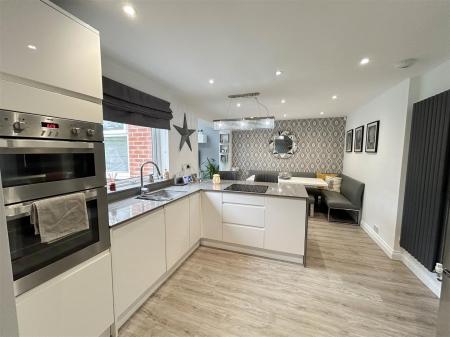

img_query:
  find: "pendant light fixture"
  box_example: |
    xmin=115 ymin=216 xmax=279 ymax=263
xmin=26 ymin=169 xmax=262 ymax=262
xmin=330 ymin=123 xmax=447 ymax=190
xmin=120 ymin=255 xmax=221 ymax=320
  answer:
xmin=213 ymin=92 xmax=275 ymax=131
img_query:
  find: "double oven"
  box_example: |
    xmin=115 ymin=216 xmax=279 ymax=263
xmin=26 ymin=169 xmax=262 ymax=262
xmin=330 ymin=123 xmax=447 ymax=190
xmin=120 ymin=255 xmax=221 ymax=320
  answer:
xmin=0 ymin=110 xmax=110 ymax=296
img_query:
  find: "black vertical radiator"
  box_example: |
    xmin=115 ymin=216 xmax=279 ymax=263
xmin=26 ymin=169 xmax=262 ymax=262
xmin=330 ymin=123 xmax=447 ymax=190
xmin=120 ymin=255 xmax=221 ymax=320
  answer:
xmin=400 ymin=89 xmax=450 ymax=271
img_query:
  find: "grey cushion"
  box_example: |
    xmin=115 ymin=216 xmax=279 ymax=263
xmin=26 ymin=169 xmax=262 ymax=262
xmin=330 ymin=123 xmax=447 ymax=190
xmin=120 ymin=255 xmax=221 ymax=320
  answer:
xmin=340 ymin=174 xmax=365 ymax=209
xmin=247 ymin=170 xmax=278 ymax=178
xmin=321 ymin=190 xmax=359 ymax=210
xmin=219 ymin=171 xmax=239 ymax=180
xmin=254 ymin=173 xmax=278 ymax=183
xmin=291 ymin=172 xmax=316 ymax=178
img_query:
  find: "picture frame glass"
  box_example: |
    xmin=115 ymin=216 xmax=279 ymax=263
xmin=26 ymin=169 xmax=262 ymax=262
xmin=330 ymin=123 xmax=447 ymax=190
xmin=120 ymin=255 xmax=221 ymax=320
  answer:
xmin=345 ymin=130 xmax=353 ymax=152
xmin=354 ymin=126 xmax=364 ymax=152
xmin=366 ymin=121 xmax=379 ymax=152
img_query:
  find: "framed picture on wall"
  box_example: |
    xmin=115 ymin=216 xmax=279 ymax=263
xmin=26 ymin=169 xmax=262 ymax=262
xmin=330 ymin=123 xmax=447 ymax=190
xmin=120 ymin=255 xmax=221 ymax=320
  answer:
xmin=354 ymin=125 xmax=364 ymax=152
xmin=345 ymin=129 xmax=353 ymax=152
xmin=366 ymin=120 xmax=380 ymax=153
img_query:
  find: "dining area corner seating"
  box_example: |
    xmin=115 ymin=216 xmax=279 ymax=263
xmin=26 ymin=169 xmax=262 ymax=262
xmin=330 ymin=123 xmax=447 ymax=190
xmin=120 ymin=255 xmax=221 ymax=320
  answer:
xmin=321 ymin=174 xmax=365 ymax=224
xmin=246 ymin=170 xmax=327 ymax=216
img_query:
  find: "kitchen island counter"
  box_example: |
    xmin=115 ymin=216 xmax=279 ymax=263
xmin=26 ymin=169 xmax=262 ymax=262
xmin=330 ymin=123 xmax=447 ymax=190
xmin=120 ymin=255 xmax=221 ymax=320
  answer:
xmin=108 ymin=180 xmax=308 ymax=227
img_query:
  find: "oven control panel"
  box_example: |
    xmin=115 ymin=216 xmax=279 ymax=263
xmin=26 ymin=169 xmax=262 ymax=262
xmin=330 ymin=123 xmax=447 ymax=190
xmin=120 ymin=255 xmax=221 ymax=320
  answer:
xmin=0 ymin=110 xmax=103 ymax=142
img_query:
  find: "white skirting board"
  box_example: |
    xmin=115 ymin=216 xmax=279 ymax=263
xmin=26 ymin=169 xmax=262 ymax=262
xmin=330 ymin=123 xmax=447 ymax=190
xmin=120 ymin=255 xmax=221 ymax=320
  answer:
xmin=361 ymin=221 xmax=441 ymax=298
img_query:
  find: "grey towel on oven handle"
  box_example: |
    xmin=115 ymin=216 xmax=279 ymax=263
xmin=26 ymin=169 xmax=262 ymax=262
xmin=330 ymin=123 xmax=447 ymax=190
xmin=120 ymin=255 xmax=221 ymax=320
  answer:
xmin=30 ymin=192 xmax=89 ymax=243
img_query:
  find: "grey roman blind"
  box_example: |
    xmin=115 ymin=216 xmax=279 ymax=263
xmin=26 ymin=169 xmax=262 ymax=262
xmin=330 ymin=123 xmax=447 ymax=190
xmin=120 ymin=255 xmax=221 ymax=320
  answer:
xmin=102 ymin=77 xmax=173 ymax=129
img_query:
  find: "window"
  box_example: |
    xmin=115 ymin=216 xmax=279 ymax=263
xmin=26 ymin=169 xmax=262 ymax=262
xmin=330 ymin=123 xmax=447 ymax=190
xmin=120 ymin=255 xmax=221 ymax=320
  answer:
xmin=103 ymin=121 xmax=168 ymax=185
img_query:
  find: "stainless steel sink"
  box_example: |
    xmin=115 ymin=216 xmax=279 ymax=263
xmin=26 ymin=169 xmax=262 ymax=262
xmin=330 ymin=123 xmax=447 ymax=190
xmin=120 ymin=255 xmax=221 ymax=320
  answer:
xmin=136 ymin=189 xmax=186 ymax=201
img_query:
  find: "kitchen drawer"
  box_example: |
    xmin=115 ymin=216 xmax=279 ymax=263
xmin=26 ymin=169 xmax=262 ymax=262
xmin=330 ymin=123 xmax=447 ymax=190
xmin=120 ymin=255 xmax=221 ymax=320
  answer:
xmin=222 ymin=193 xmax=265 ymax=206
xmin=223 ymin=223 xmax=264 ymax=248
xmin=222 ymin=203 xmax=265 ymax=228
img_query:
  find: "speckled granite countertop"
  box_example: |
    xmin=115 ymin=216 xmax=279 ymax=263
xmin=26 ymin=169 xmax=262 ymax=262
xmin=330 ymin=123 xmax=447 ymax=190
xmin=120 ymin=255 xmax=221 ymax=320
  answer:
xmin=108 ymin=180 xmax=308 ymax=228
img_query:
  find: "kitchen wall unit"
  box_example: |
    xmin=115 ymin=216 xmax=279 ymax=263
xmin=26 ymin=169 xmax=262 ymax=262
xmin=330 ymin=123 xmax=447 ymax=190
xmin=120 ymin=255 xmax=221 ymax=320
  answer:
xmin=15 ymin=251 xmax=114 ymax=337
xmin=0 ymin=0 xmax=102 ymax=123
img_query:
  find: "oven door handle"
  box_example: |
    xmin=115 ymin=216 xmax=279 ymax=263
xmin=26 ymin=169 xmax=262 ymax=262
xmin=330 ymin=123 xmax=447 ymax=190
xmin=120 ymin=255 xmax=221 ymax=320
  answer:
xmin=0 ymin=139 xmax=95 ymax=149
xmin=4 ymin=189 xmax=99 ymax=220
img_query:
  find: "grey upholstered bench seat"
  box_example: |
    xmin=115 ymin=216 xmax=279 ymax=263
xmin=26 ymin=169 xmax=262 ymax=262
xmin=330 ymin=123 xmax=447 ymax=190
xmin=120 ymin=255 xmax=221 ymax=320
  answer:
xmin=321 ymin=190 xmax=359 ymax=210
xmin=321 ymin=174 xmax=365 ymax=224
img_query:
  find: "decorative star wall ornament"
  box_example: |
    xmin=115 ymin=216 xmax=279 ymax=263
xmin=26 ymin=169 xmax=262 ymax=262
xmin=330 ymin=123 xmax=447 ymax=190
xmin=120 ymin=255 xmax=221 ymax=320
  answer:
xmin=173 ymin=113 xmax=196 ymax=151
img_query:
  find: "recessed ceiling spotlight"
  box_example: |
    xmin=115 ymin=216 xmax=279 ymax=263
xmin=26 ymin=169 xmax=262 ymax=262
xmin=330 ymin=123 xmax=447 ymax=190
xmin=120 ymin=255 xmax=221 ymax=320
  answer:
xmin=359 ymin=57 xmax=370 ymax=65
xmin=320 ymin=111 xmax=325 ymax=115
xmin=236 ymin=102 xmax=241 ymax=107
xmin=122 ymin=4 xmax=136 ymax=18
xmin=332 ymin=95 xmax=338 ymax=100
xmin=27 ymin=44 xmax=37 ymax=50
xmin=281 ymin=99 xmax=286 ymax=104
xmin=283 ymin=113 xmax=287 ymax=118
xmin=208 ymin=79 xmax=215 ymax=84
xmin=275 ymin=70 xmax=283 ymax=76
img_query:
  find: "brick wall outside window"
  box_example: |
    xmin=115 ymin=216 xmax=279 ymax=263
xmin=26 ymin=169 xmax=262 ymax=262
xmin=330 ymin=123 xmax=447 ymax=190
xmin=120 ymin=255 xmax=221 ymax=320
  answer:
xmin=127 ymin=125 xmax=153 ymax=177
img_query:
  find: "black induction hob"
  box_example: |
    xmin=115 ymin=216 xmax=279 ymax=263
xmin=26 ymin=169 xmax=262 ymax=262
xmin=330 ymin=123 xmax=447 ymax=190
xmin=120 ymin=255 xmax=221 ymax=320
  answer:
xmin=224 ymin=184 xmax=269 ymax=194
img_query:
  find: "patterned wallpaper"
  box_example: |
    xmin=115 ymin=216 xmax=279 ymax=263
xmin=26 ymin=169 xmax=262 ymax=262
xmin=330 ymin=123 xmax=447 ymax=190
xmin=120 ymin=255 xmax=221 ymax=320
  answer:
xmin=232 ymin=117 xmax=346 ymax=178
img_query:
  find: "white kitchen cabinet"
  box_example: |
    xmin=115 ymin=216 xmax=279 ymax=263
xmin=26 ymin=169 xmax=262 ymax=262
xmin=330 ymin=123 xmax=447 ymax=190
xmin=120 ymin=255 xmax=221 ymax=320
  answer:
xmin=201 ymin=191 xmax=223 ymax=240
xmin=189 ymin=192 xmax=201 ymax=247
xmin=15 ymin=251 xmax=114 ymax=337
xmin=264 ymin=197 xmax=306 ymax=255
xmin=165 ymin=198 xmax=190 ymax=270
xmin=0 ymin=1 xmax=102 ymax=100
xmin=222 ymin=193 xmax=264 ymax=206
xmin=110 ymin=209 xmax=166 ymax=319
xmin=223 ymin=223 xmax=264 ymax=248
xmin=222 ymin=203 xmax=265 ymax=228
xmin=0 ymin=1 xmax=103 ymax=123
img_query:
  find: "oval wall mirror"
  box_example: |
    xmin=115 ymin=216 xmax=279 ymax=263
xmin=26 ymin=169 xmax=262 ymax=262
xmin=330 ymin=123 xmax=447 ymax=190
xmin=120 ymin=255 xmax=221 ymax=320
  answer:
xmin=269 ymin=130 xmax=297 ymax=159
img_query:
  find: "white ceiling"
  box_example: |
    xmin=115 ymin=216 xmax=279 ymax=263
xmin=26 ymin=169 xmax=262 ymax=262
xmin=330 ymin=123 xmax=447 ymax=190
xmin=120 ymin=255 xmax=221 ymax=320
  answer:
xmin=55 ymin=0 xmax=450 ymax=120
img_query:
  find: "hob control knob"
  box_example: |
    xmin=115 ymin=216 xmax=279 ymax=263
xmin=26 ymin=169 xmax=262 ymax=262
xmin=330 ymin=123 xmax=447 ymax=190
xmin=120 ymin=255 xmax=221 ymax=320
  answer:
xmin=86 ymin=129 xmax=95 ymax=137
xmin=71 ymin=127 xmax=81 ymax=135
xmin=13 ymin=121 xmax=25 ymax=131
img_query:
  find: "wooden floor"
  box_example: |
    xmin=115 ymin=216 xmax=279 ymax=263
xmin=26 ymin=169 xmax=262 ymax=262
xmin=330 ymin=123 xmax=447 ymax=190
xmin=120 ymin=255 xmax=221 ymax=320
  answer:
xmin=119 ymin=215 xmax=439 ymax=337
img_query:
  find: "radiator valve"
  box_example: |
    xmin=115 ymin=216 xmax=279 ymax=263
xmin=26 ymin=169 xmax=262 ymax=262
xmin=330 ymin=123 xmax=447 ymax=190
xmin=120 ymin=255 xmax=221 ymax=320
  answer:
xmin=435 ymin=263 xmax=443 ymax=281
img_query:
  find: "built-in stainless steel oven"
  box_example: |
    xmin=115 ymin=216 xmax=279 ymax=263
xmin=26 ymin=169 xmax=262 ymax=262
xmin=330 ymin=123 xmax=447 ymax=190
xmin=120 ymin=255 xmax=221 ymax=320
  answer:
xmin=0 ymin=110 xmax=110 ymax=296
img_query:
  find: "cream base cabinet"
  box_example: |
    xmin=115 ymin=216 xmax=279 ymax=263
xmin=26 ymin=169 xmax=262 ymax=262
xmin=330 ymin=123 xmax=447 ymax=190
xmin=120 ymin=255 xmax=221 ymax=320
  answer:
xmin=110 ymin=210 xmax=166 ymax=320
xmin=15 ymin=251 xmax=113 ymax=337
xmin=264 ymin=197 xmax=307 ymax=255
xmin=201 ymin=192 xmax=223 ymax=240
xmin=165 ymin=198 xmax=190 ymax=270
xmin=189 ymin=192 xmax=201 ymax=247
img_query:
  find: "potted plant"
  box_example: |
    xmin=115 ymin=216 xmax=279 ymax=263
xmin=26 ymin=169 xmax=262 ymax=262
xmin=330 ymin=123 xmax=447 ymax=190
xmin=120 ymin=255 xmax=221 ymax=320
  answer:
xmin=201 ymin=158 xmax=219 ymax=179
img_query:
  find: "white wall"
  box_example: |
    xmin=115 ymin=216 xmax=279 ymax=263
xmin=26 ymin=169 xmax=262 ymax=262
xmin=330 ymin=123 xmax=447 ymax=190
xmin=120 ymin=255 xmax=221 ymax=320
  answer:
xmin=343 ymin=59 xmax=450 ymax=297
xmin=343 ymin=79 xmax=410 ymax=253
xmin=101 ymin=55 xmax=200 ymax=176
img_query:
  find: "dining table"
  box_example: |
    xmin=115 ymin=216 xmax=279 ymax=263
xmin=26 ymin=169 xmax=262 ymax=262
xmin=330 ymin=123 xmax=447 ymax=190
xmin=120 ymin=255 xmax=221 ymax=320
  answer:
xmin=246 ymin=175 xmax=329 ymax=188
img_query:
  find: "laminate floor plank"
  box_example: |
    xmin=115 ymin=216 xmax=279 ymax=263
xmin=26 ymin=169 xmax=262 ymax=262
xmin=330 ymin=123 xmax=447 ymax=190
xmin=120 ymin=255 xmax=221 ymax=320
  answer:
xmin=119 ymin=214 xmax=439 ymax=337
